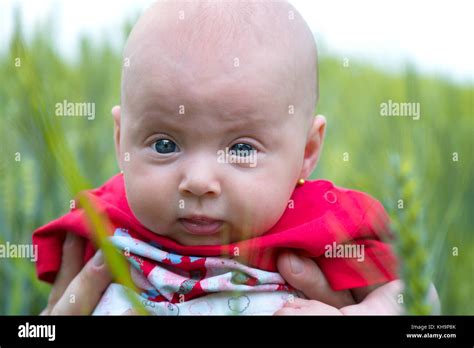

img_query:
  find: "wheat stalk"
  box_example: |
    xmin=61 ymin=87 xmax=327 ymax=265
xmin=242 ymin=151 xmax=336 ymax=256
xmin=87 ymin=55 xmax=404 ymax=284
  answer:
xmin=386 ymin=154 xmax=432 ymax=315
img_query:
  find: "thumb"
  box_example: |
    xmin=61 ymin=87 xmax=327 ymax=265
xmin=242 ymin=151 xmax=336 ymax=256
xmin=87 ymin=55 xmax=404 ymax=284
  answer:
xmin=50 ymin=250 xmax=113 ymax=315
xmin=277 ymin=251 xmax=355 ymax=308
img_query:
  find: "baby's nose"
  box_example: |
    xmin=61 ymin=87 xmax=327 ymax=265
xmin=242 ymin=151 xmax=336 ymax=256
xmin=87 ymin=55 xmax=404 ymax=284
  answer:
xmin=178 ymin=159 xmax=221 ymax=198
xmin=178 ymin=177 xmax=221 ymax=197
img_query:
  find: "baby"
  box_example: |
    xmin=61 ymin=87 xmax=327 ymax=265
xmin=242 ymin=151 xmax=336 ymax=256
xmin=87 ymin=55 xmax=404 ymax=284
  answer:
xmin=34 ymin=0 xmax=397 ymax=315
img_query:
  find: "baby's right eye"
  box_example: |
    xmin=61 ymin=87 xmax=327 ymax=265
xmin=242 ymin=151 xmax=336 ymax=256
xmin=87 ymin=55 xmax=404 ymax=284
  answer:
xmin=153 ymin=139 xmax=180 ymax=154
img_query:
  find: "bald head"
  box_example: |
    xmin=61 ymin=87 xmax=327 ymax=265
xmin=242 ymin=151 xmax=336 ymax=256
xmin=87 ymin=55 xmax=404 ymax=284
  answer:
xmin=115 ymin=2 xmax=324 ymax=244
xmin=121 ymin=0 xmax=318 ymax=125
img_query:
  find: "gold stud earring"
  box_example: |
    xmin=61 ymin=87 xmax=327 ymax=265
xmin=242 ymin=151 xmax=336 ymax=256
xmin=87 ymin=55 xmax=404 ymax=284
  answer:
xmin=297 ymin=178 xmax=305 ymax=186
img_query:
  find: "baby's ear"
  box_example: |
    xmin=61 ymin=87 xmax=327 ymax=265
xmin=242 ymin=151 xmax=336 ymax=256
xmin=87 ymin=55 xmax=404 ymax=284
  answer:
xmin=111 ymin=105 xmax=122 ymax=171
xmin=299 ymin=114 xmax=326 ymax=179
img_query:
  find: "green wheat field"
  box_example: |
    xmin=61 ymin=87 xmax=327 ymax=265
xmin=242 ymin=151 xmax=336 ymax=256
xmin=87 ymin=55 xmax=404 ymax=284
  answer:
xmin=0 ymin=11 xmax=473 ymax=315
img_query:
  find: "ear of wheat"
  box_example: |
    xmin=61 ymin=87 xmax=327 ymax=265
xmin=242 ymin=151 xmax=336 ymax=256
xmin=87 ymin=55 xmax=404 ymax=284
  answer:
xmin=386 ymin=154 xmax=433 ymax=315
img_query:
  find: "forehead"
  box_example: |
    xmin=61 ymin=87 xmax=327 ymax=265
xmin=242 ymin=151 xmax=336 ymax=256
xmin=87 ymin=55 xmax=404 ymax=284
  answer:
xmin=124 ymin=47 xmax=293 ymax=124
xmin=124 ymin=75 xmax=300 ymax=143
xmin=128 ymin=85 xmax=287 ymax=136
xmin=121 ymin=0 xmax=316 ymax=132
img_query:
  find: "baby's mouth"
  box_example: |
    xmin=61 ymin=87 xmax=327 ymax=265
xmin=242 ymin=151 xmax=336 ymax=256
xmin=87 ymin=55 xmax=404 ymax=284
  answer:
xmin=178 ymin=216 xmax=223 ymax=236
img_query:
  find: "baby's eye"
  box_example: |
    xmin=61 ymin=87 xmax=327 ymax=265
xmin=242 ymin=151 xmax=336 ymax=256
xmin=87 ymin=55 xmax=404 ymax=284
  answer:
xmin=153 ymin=139 xmax=180 ymax=154
xmin=229 ymin=143 xmax=255 ymax=157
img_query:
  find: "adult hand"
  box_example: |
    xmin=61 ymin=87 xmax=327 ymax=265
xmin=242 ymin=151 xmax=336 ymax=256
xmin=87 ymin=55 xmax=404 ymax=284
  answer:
xmin=274 ymin=251 xmax=440 ymax=315
xmin=40 ymin=233 xmax=113 ymax=315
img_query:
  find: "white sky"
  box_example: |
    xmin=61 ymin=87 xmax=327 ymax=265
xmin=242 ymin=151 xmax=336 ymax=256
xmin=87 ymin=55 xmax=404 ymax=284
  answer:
xmin=1 ymin=0 xmax=473 ymax=83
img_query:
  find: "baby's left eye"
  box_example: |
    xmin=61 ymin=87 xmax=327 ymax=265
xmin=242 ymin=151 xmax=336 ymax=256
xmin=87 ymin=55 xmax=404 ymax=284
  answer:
xmin=229 ymin=143 xmax=255 ymax=157
xmin=153 ymin=139 xmax=180 ymax=154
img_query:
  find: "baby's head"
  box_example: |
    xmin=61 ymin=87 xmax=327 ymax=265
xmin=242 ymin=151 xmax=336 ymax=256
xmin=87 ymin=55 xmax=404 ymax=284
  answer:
xmin=112 ymin=0 xmax=326 ymax=246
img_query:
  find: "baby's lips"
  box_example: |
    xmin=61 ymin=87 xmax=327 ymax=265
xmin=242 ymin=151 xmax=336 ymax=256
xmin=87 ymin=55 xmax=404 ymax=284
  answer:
xmin=178 ymin=217 xmax=223 ymax=235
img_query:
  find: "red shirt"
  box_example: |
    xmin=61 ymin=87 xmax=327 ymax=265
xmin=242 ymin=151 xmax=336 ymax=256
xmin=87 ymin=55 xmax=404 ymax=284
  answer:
xmin=33 ymin=174 xmax=398 ymax=290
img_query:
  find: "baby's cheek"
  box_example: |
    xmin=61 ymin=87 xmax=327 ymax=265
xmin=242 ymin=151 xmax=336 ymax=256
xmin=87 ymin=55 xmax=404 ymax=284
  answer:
xmin=258 ymin=191 xmax=291 ymax=233
xmin=233 ymin=180 xmax=292 ymax=237
xmin=124 ymin=175 xmax=172 ymax=235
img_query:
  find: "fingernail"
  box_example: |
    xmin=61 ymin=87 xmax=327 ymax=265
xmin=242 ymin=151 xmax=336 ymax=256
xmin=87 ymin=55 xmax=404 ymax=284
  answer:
xmin=289 ymin=253 xmax=304 ymax=274
xmin=64 ymin=233 xmax=76 ymax=247
xmin=93 ymin=250 xmax=104 ymax=267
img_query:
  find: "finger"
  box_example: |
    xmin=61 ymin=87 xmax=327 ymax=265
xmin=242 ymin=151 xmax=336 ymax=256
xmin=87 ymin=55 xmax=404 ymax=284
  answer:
xmin=281 ymin=297 xmax=312 ymax=309
xmin=273 ymin=307 xmax=301 ymax=316
xmin=274 ymin=300 xmax=342 ymax=315
xmin=427 ymin=283 xmax=441 ymax=315
xmin=277 ymin=251 xmax=355 ymax=308
xmin=341 ymin=280 xmax=404 ymax=315
xmin=122 ymin=308 xmax=139 ymax=315
xmin=51 ymin=250 xmax=112 ymax=315
xmin=46 ymin=233 xmax=85 ymax=310
xmin=351 ymin=284 xmax=382 ymax=302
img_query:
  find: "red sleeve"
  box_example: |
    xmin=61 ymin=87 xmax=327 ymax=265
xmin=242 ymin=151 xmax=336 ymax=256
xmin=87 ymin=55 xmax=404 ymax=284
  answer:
xmin=32 ymin=174 xmax=125 ymax=284
xmin=32 ymin=209 xmax=97 ymax=284
xmin=316 ymin=190 xmax=398 ymax=290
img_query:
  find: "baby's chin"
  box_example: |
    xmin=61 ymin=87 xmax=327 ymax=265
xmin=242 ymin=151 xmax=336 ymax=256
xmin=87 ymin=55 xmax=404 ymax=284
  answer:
xmin=167 ymin=233 xmax=231 ymax=247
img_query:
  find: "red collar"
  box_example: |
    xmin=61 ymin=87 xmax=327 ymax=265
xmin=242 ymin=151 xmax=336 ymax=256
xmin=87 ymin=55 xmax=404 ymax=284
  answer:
xmin=33 ymin=173 xmax=398 ymax=290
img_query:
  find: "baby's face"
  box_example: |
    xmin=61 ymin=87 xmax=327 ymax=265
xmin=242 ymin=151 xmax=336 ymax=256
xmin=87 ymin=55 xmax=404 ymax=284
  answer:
xmin=113 ymin=1 xmax=322 ymax=246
